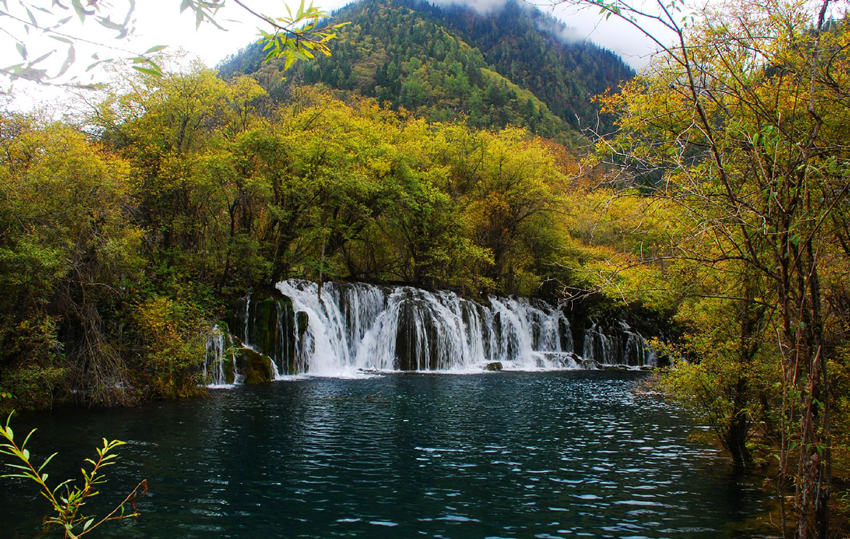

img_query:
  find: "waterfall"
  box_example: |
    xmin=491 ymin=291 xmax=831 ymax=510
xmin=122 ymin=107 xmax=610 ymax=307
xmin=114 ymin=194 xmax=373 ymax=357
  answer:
xmin=265 ymin=279 xmax=645 ymax=376
xmin=203 ymin=324 xmax=238 ymax=386
xmin=582 ymin=320 xmax=657 ymax=368
xmin=219 ymin=279 xmax=656 ymax=380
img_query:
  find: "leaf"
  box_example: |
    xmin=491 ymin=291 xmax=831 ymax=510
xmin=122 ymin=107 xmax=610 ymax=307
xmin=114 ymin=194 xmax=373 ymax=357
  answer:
xmin=131 ymin=65 xmax=162 ymax=77
xmin=16 ymin=43 xmax=27 ymax=60
xmin=144 ymin=45 xmax=167 ymax=54
xmin=21 ymin=428 xmax=37 ymax=449
xmin=3 ymin=463 xmax=33 ymax=472
xmin=27 ymin=51 xmax=54 ymax=67
xmin=1 ymin=473 xmax=36 ymax=480
xmin=56 ymin=45 xmax=76 ymax=78
xmin=71 ymin=0 xmax=89 ymax=22
xmin=48 ymin=35 xmax=74 ymax=45
xmin=122 ymin=0 xmax=136 ymax=27
xmin=52 ymin=478 xmax=73 ymax=494
xmin=24 ymin=6 xmax=37 ymax=26
xmin=37 ymin=452 xmax=58 ymax=472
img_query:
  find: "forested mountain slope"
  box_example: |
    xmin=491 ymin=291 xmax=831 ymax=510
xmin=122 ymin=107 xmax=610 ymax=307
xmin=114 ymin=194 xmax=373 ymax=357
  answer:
xmin=220 ymin=0 xmax=633 ymax=142
xmin=399 ymin=0 xmax=634 ymax=131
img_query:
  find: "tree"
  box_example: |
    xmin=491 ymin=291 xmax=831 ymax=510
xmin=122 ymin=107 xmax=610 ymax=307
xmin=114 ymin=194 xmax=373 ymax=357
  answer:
xmin=0 ymin=116 xmax=143 ymax=407
xmin=575 ymin=0 xmax=850 ymax=535
xmin=1 ymin=0 xmax=346 ymax=84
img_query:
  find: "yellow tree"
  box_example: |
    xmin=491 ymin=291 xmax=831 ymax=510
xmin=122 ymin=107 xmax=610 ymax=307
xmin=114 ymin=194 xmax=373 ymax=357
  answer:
xmin=574 ymin=0 xmax=850 ymax=536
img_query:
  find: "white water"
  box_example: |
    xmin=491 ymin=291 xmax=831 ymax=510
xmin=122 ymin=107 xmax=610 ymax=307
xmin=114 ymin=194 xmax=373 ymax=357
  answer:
xmin=205 ymin=280 xmax=656 ymax=381
xmin=203 ymin=324 xmax=238 ymax=387
xmin=275 ymin=280 xmax=581 ymax=375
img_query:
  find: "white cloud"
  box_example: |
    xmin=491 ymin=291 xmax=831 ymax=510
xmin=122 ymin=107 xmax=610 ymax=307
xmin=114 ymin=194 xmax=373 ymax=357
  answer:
xmin=429 ymin=0 xmax=510 ymax=15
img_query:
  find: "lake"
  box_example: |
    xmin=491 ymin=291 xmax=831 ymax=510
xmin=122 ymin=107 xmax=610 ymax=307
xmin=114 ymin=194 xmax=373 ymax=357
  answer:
xmin=0 ymin=371 xmax=768 ymax=537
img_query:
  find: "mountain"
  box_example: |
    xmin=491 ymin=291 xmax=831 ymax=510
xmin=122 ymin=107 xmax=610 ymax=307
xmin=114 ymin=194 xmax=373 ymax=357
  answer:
xmin=404 ymin=0 xmax=634 ymax=129
xmin=219 ymin=0 xmax=633 ymax=142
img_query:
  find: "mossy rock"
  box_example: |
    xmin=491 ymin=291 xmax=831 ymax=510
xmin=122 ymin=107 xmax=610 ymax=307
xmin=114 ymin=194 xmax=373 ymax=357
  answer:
xmin=223 ymin=354 xmax=236 ymax=384
xmin=237 ymin=347 xmax=274 ymax=384
xmin=229 ymin=295 xmax=302 ymax=375
xmin=296 ymin=311 xmax=309 ymax=339
xmin=485 ymin=361 xmax=503 ymax=371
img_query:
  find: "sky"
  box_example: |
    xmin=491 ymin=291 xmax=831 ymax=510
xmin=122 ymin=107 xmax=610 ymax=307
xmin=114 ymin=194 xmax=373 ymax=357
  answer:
xmin=131 ymin=0 xmax=661 ymax=68
xmin=1 ymin=0 xmax=660 ymax=112
xmin=129 ymin=0 xmax=661 ymax=68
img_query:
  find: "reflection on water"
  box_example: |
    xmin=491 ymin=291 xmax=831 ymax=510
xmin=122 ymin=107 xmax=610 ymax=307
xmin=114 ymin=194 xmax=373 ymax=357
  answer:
xmin=0 ymin=372 xmax=766 ymax=537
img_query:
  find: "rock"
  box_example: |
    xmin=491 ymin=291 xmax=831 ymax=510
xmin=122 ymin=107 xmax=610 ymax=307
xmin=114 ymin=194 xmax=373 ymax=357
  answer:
xmin=223 ymin=354 xmax=236 ymax=385
xmin=237 ymin=346 xmax=274 ymax=384
xmin=229 ymin=295 xmax=301 ymax=376
xmin=485 ymin=361 xmax=503 ymax=371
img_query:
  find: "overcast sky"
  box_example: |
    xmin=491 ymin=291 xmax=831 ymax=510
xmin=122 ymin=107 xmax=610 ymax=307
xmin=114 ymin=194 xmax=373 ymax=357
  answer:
xmin=2 ymin=0 xmax=661 ymax=112
xmin=129 ymin=0 xmax=660 ymax=66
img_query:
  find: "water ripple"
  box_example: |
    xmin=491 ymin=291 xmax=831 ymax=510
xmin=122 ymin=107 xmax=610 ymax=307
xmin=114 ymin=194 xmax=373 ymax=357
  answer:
xmin=0 ymin=371 xmax=768 ymax=538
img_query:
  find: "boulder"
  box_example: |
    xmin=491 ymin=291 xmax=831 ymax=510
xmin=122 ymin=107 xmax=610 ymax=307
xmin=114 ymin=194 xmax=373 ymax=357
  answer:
xmin=237 ymin=347 xmax=274 ymax=384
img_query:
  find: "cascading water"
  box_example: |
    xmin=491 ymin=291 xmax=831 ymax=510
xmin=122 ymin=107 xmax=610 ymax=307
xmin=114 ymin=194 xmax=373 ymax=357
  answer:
xmin=582 ymin=320 xmax=657 ymax=368
xmin=203 ymin=324 xmax=238 ymax=386
xmin=220 ymin=279 xmax=656 ymax=381
xmin=269 ymin=279 xmax=639 ymax=376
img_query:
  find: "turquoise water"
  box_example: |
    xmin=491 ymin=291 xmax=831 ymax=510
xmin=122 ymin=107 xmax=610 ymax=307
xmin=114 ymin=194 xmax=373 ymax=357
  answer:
xmin=0 ymin=372 xmax=766 ymax=537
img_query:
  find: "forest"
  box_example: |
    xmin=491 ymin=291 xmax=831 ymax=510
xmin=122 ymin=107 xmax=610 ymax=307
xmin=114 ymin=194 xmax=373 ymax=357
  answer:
xmin=0 ymin=76 xmax=600 ymax=407
xmin=219 ymin=0 xmax=633 ymax=141
xmin=0 ymin=0 xmax=849 ymax=536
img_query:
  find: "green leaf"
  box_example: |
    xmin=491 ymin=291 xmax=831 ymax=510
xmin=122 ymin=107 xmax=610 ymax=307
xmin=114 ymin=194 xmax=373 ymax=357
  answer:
xmin=131 ymin=65 xmax=162 ymax=77
xmin=3 ymin=463 xmax=33 ymax=471
xmin=71 ymin=0 xmax=88 ymax=22
xmin=1 ymin=473 xmax=36 ymax=480
xmin=24 ymin=6 xmax=37 ymax=26
xmin=48 ymin=35 xmax=74 ymax=45
xmin=38 ymin=452 xmax=58 ymax=472
xmin=21 ymin=428 xmax=36 ymax=449
xmin=56 ymin=45 xmax=76 ymax=78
